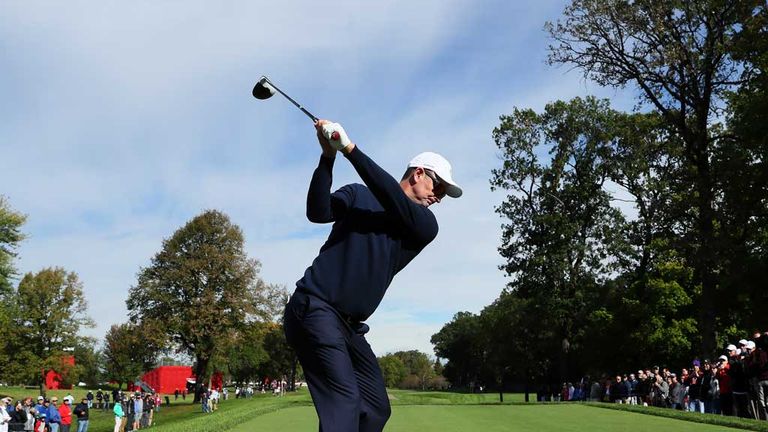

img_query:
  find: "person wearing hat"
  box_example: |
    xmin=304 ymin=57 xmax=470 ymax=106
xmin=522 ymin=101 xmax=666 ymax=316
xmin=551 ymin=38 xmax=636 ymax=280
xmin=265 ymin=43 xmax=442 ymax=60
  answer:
xmin=59 ymin=397 xmax=72 ymax=432
xmin=283 ymin=120 xmax=462 ymax=432
xmin=47 ymin=397 xmax=61 ymax=432
xmin=0 ymin=397 xmax=12 ymax=432
xmin=726 ymin=343 xmax=750 ymax=417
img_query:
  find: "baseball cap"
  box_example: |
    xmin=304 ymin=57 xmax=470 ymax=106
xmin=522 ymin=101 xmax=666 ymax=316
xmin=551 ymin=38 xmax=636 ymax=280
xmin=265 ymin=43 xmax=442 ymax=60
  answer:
xmin=408 ymin=152 xmax=462 ymax=198
xmin=37 ymin=396 xmax=44 ymax=401
xmin=738 ymin=339 xmax=748 ymax=346
xmin=727 ymin=344 xmax=737 ymax=351
xmin=718 ymin=355 xmax=728 ymax=361
xmin=746 ymin=341 xmax=755 ymax=349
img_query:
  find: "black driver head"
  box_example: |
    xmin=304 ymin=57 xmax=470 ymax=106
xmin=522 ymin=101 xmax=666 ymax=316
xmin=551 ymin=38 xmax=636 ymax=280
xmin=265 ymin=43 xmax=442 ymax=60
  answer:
xmin=252 ymin=77 xmax=276 ymax=99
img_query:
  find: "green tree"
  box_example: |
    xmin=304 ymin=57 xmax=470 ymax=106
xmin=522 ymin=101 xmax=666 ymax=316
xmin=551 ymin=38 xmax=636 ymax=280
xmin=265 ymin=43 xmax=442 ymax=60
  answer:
xmin=8 ymin=267 xmax=94 ymax=392
xmin=0 ymin=196 xmax=26 ymax=294
xmin=377 ymin=354 xmax=408 ymax=388
xmin=102 ymin=322 xmax=165 ymax=389
xmin=0 ymin=197 xmax=27 ymax=371
xmin=126 ymin=210 xmax=273 ymax=401
xmin=547 ymin=0 xmax=763 ymax=355
xmin=224 ymin=321 xmax=270 ymax=386
xmin=391 ymin=350 xmax=434 ymax=391
xmin=258 ymin=323 xmax=299 ymax=390
xmin=74 ymin=340 xmax=103 ymax=387
xmin=431 ymin=312 xmax=485 ymax=389
xmin=491 ymin=97 xmax=629 ymax=382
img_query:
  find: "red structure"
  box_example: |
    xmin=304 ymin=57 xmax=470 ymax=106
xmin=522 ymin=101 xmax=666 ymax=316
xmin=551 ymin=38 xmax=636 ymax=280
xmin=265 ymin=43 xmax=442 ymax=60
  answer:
xmin=141 ymin=366 xmax=224 ymax=394
xmin=44 ymin=356 xmax=75 ymax=390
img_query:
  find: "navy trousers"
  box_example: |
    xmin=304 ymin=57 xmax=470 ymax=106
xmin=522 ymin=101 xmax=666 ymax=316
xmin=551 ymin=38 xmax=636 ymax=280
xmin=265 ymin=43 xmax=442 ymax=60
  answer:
xmin=284 ymin=291 xmax=391 ymax=432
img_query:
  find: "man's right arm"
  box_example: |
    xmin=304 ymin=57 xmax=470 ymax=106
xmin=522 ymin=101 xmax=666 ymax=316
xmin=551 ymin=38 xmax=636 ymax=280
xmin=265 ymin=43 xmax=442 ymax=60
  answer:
xmin=306 ymin=155 xmax=355 ymax=223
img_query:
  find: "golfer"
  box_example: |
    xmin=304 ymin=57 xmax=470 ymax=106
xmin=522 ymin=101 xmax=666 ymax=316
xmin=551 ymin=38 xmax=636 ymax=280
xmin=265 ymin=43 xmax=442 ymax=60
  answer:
xmin=283 ymin=120 xmax=462 ymax=432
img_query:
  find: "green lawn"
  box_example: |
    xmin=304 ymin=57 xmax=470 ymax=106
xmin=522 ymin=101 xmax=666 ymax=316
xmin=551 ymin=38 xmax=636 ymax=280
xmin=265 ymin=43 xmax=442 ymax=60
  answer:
xmin=2 ymin=387 xmax=763 ymax=432
xmin=231 ymin=404 xmax=746 ymax=432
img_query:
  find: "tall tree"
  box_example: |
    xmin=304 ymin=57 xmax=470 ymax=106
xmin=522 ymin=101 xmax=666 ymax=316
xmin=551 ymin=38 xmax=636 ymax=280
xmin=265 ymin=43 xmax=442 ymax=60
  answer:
xmin=547 ymin=0 xmax=763 ymax=355
xmin=491 ymin=97 xmax=629 ymax=382
xmin=10 ymin=267 xmax=94 ymax=392
xmin=126 ymin=210 xmax=272 ymax=401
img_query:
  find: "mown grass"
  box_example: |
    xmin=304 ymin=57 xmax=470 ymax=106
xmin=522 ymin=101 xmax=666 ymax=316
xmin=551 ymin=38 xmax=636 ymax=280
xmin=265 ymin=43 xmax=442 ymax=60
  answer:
xmin=5 ymin=387 xmax=765 ymax=432
xmin=230 ymin=404 xmax=750 ymax=432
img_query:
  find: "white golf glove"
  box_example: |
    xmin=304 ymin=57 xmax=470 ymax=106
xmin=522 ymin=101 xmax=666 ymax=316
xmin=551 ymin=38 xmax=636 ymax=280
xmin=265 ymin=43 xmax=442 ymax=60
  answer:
xmin=321 ymin=122 xmax=352 ymax=151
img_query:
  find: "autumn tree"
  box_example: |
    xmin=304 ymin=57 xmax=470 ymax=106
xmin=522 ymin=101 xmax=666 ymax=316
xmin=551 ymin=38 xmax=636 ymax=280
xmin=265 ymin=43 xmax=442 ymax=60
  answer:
xmin=9 ymin=268 xmax=94 ymax=392
xmin=126 ymin=210 xmax=275 ymax=401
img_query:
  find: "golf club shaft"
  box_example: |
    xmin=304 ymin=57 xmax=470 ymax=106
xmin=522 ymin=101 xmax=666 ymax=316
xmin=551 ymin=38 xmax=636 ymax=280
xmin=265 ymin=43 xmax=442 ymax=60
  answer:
xmin=264 ymin=77 xmax=319 ymax=122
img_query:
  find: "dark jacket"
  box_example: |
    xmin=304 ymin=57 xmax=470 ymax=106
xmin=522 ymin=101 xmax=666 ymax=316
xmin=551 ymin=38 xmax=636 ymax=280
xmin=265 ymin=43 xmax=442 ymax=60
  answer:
xmin=73 ymin=403 xmax=89 ymax=421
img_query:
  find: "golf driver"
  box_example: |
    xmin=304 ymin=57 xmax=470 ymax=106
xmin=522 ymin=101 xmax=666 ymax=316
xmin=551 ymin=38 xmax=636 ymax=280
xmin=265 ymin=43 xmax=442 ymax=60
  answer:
xmin=252 ymin=76 xmax=319 ymax=122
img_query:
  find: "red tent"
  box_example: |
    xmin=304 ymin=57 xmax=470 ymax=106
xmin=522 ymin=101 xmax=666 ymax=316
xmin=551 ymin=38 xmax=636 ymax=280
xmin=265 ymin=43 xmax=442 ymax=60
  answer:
xmin=44 ymin=356 xmax=75 ymax=390
xmin=141 ymin=366 xmax=224 ymax=394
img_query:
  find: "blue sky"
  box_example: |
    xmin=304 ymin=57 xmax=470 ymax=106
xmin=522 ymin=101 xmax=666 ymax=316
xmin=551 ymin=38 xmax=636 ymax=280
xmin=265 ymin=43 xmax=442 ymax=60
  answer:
xmin=1 ymin=1 xmax=635 ymax=356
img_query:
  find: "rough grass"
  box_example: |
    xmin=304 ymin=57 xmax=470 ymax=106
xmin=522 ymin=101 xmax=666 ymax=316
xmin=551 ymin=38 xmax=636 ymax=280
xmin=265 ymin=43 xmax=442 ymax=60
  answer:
xmin=586 ymin=402 xmax=768 ymax=432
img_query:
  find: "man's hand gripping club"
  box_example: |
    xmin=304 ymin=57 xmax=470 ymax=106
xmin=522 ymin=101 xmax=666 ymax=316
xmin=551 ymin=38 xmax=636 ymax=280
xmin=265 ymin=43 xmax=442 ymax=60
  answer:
xmin=315 ymin=120 xmax=355 ymax=156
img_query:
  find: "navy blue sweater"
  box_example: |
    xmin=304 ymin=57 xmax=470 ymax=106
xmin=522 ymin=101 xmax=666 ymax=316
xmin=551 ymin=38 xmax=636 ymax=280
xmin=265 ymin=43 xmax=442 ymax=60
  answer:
xmin=295 ymin=146 xmax=438 ymax=322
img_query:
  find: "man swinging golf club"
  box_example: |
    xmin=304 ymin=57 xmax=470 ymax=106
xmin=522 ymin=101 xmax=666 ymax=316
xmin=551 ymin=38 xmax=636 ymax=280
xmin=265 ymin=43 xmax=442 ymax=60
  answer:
xmin=283 ymin=119 xmax=462 ymax=432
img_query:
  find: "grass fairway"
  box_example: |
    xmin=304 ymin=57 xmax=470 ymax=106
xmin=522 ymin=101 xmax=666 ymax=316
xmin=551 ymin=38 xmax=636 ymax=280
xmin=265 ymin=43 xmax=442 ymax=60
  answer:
xmin=230 ymin=404 xmax=745 ymax=432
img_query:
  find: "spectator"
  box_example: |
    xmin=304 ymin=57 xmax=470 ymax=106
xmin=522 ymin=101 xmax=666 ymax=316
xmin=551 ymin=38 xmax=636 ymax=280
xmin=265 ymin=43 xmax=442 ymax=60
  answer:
xmin=85 ymin=392 xmax=93 ymax=410
xmin=729 ymin=344 xmax=751 ymax=418
xmin=589 ymin=380 xmax=601 ymax=401
xmin=47 ymin=397 xmax=61 ymax=432
xmin=669 ymin=374 xmax=684 ymax=410
xmin=22 ymin=398 xmax=34 ymax=432
xmin=718 ymin=353 xmax=734 ymax=416
xmin=112 ymin=398 xmax=124 ymax=432
xmin=1 ymin=397 xmax=12 ymax=432
xmin=95 ymin=391 xmax=103 ymax=411
xmin=652 ymin=374 xmax=669 ymax=407
xmin=687 ymin=374 xmax=704 ymax=413
xmin=610 ymin=375 xmax=627 ymax=403
xmin=708 ymin=365 xmax=721 ymax=414
xmin=73 ymin=398 xmax=89 ymax=432
xmin=132 ymin=394 xmax=143 ymax=431
xmin=754 ymin=334 xmax=768 ymax=420
xmin=10 ymin=399 xmax=28 ymax=432
xmin=59 ymin=398 xmax=72 ymax=432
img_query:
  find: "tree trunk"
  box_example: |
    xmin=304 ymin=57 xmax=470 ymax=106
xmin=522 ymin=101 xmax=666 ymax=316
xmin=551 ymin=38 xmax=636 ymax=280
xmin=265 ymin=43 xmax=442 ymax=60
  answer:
xmin=695 ymin=154 xmax=718 ymax=356
xmin=192 ymin=357 xmax=209 ymax=403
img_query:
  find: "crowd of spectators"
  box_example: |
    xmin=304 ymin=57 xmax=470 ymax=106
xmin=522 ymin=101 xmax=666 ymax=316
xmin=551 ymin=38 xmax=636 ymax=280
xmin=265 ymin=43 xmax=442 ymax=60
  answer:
xmin=0 ymin=394 xmax=91 ymax=432
xmin=547 ymin=332 xmax=768 ymax=421
xmin=0 ymin=389 xmax=162 ymax=432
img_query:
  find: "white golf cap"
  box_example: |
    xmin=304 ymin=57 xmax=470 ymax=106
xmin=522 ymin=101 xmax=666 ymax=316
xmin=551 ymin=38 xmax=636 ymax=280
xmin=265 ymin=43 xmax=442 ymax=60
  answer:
xmin=726 ymin=344 xmax=737 ymax=351
xmin=408 ymin=152 xmax=462 ymax=198
xmin=738 ymin=339 xmax=748 ymax=346
xmin=746 ymin=341 xmax=755 ymax=349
